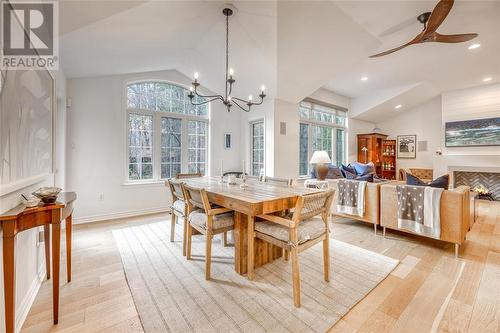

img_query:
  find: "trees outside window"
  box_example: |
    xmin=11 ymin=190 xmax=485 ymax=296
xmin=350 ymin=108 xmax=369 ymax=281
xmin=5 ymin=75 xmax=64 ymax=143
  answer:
xmin=250 ymin=120 xmax=265 ymax=176
xmin=299 ymin=101 xmax=347 ymax=176
xmin=126 ymin=81 xmax=208 ymax=181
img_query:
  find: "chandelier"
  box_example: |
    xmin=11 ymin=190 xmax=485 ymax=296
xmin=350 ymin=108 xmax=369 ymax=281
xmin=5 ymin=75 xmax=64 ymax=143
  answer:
xmin=188 ymin=7 xmax=266 ymax=112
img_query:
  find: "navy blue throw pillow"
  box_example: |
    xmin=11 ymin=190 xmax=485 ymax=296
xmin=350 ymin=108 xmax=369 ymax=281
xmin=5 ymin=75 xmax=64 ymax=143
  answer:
xmin=326 ymin=165 xmax=344 ymax=179
xmin=340 ymin=164 xmax=356 ymax=178
xmin=355 ymin=173 xmax=374 ymax=182
xmin=343 ymin=170 xmax=357 ymax=179
xmin=406 ymin=173 xmax=449 ymax=190
xmin=310 ymin=167 xmax=317 ymax=179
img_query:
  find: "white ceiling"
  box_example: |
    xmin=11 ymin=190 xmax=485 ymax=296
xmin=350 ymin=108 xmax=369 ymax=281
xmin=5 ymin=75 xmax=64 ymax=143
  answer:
xmin=59 ymin=0 xmax=277 ymax=100
xmin=326 ymin=0 xmax=500 ymax=121
xmin=58 ymin=0 xmax=500 ymax=121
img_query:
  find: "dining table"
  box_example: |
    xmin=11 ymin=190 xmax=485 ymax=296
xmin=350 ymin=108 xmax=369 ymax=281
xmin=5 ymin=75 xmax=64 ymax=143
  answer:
xmin=180 ymin=177 xmax=323 ymax=279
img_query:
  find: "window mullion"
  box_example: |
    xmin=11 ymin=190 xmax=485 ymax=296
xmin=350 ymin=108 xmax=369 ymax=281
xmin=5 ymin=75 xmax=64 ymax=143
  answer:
xmin=182 ymin=119 xmax=188 ymax=173
xmin=154 ymin=113 xmax=161 ymax=180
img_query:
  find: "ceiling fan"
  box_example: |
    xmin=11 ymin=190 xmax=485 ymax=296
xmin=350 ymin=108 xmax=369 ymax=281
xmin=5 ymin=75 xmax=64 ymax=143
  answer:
xmin=369 ymin=0 xmax=478 ymax=58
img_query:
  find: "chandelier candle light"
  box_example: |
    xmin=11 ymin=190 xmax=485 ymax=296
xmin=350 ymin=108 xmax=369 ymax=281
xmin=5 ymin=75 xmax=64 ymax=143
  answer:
xmin=188 ymin=7 xmax=266 ymax=112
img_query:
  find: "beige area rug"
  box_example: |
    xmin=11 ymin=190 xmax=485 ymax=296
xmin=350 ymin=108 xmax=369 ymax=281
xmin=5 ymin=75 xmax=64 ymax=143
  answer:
xmin=113 ymin=221 xmax=398 ymax=333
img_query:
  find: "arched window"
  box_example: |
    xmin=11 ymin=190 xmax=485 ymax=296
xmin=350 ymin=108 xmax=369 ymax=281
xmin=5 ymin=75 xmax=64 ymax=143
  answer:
xmin=126 ymin=81 xmax=208 ymax=181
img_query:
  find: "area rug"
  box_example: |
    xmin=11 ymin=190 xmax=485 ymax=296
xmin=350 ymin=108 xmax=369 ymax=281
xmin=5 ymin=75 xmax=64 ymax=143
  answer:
xmin=113 ymin=221 xmax=398 ymax=333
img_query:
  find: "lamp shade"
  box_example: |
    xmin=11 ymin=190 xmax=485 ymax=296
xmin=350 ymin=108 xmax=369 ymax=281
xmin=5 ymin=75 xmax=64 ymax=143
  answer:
xmin=309 ymin=151 xmax=331 ymax=164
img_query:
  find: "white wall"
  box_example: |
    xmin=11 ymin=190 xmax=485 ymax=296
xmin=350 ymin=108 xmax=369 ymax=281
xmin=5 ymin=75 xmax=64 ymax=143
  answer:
xmin=0 ymin=69 xmax=67 ymax=333
xmin=378 ymin=97 xmax=442 ymax=170
xmin=66 ymin=69 xmax=242 ymax=222
xmin=273 ymin=99 xmax=300 ymax=178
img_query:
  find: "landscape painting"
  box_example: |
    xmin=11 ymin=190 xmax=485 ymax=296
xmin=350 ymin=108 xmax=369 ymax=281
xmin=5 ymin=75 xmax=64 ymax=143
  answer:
xmin=445 ymin=117 xmax=500 ymax=147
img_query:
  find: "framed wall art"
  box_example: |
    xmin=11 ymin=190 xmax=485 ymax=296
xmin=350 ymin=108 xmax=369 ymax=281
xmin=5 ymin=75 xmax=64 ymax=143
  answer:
xmin=445 ymin=117 xmax=500 ymax=147
xmin=397 ymin=135 xmax=416 ymax=159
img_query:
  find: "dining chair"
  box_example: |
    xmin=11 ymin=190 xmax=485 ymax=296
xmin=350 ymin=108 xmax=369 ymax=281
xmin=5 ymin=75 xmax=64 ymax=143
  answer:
xmin=166 ymin=179 xmax=189 ymax=256
xmin=182 ymin=184 xmax=235 ymax=280
xmin=264 ymin=176 xmax=293 ymax=186
xmin=250 ymin=190 xmax=334 ymax=307
xmin=245 ymin=175 xmax=263 ymax=182
xmin=176 ymin=173 xmax=202 ymax=179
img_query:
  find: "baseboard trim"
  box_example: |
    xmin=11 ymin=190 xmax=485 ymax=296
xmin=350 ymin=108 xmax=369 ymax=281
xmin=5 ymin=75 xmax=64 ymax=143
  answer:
xmin=15 ymin=263 xmax=46 ymax=333
xmin=74 ymin=206 xmax=170 ymax=224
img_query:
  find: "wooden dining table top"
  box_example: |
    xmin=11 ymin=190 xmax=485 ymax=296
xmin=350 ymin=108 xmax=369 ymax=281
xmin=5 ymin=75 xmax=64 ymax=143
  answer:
xmin=181 ymin=177 xmax=324 ymax=215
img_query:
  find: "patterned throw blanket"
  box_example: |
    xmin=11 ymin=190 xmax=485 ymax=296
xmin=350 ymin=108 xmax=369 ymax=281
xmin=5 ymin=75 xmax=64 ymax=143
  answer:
xmin=396 ymin=185 xmax=443 ymax=238
xmin=337 ymin=179 xmax=367 ymax=217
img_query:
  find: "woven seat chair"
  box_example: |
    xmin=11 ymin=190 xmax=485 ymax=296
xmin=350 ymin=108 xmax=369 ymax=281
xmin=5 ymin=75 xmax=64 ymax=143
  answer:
xmin=245 ymin=175 xmax=263 ymax=182
xmin=249 ymin=190 xmax=334 ymax=307
xmin=166 ymin=179 xmax=190 ymax=256
xmin=182 ymin=184 xmax=235 ymax=280
xmin=263 ymin=176 xmax=293 ymax=186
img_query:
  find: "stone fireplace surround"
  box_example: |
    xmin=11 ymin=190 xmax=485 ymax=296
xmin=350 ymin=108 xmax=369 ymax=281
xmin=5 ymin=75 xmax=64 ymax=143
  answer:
xmin=454 ymin=171 xmax=500 ymax=200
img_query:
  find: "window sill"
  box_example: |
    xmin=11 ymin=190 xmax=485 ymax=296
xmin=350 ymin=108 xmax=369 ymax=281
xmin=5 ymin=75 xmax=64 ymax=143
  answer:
xmin=121 ymin=180 xmax=166 ymax=188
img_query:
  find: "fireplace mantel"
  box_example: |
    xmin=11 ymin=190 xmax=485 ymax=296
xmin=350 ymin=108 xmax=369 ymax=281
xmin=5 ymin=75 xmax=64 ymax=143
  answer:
xmin=434 ymin=154 xmax=500 ymax=176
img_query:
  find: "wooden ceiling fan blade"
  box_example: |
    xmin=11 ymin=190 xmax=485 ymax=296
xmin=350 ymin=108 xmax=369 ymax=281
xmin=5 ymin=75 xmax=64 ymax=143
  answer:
xmin=425 ymin=0 xmax=454 ymax=33
xmin=369 ymin=43 xmax=414 ymax=58
xmin=433 ymin=33 xmax=478 ymax=43
xmin=369 ymin=33 xmax=423 ymax=58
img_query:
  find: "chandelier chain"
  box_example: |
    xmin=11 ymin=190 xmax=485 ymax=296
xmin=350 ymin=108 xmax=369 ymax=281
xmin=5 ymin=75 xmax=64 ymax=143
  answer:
xmin=188 ymin=7 xmax=266 ymax=112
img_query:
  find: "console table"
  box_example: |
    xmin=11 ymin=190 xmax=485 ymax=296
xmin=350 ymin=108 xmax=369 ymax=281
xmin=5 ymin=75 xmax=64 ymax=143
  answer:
xmin=0 ymin=192 xmax=76 ymax=333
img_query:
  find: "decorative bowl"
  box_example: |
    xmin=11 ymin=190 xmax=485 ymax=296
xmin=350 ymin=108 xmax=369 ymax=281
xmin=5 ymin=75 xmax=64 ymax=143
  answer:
xmin=33 ymin=187 xmax=62 ymax=204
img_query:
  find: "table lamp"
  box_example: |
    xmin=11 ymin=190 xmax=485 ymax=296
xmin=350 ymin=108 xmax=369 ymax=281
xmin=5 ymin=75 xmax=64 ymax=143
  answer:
xmin=310 ymin=151 xmax=331 ymax=180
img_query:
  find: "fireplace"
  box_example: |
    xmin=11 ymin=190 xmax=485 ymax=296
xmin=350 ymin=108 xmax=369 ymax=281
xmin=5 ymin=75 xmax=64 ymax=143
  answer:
xmin=454 ymin=171 xmax=500 ymax=201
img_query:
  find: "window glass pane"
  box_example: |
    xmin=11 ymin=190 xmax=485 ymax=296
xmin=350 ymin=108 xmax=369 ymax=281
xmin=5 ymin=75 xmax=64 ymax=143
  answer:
xmin=126 ymin=81 xmax=208 ymax=114
xmin=161 ymin=117 xmax=182 ymax=179
xmin=299 ymin=123 xmax=309 ymax=176
xmin=311 ymin=109 xmax=335 ymax=123
xmin=251 ymin=121 xmax=265 ymax=176
xmin=312 ymin=125 xmax=333 ymax=159
xmin=188 ymin=120 xmax=208 ymax=175
xmin=336 ymin=115 xmax=346 ymax=126
xmin=128 ymin=113 xmax=153 ymax=180
xmin=336 ymin=128 xmax=345 ymax=166
xmin=299 ymin=105 xmax=310 ymax=119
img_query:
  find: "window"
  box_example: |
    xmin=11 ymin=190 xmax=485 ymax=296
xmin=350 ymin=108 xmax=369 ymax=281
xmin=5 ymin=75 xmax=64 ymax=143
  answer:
xmin=250 ymin=120 xmax=265 ymax=176
xmin=299 ymin=101 xmax=347 ymax=176
xmin=126 ymin=81 xmax=209 ymax=181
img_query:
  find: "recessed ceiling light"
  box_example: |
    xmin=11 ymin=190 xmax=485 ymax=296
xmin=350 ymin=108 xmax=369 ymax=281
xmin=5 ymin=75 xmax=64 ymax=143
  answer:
xmin=361 ymin=76 xmax=368 ymax=81
xmin=482 ymin=77 xmax=492 ymax=82
xmin=468 ymin=43 xmax=481 ymax=50
xmin=395 ymin=104 xmax=402 ymax=110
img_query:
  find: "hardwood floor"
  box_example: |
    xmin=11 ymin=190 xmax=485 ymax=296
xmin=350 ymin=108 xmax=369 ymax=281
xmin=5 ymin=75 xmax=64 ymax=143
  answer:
xmin=21 ymin=200 xmax=500 ymax=333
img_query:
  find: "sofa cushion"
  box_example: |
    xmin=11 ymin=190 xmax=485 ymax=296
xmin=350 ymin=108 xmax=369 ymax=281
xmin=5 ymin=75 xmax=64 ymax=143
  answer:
xmin=352 ymin=162 xmax=375 ymax=176
xmin=406 ymin=173 xmax=449 ymax=190
xmin=255 ymin=217 xmax=326 ymax=244
xmin=188 ymin=211 xmax=234 ymax=230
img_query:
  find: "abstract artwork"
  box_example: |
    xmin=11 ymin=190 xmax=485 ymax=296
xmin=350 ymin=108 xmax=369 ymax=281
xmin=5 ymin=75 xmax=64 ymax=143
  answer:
xmin=445 ymin=117 xmax=500 ymax=147
xmin=0 ymin=69 xmax=54 ymax=189
xmin=397 ymin=135 xmax=416 ymax=159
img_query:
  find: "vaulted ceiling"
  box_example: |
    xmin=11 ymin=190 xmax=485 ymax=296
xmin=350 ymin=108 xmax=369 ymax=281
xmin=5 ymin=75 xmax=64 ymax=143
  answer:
xmin=58 ymin=0 xmax=500 ymax=121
